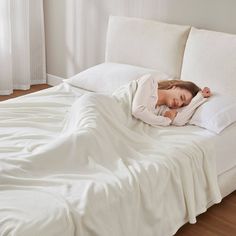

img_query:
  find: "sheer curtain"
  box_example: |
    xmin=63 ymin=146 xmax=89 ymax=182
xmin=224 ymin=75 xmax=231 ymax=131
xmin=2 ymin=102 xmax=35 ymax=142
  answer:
xmin=61 ymin=0 xmax=161 ymax=78
xmin=0 ymin=0 xmax=46 ymax=95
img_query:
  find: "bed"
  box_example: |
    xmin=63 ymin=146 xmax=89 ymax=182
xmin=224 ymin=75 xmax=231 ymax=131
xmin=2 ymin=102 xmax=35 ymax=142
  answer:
xmin=0 ymin=16 xmax=236 ymax=236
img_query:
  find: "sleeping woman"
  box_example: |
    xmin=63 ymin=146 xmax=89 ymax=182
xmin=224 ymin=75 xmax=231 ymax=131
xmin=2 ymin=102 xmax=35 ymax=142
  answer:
xmin=132 ymin=74 xmax=211 ymax=126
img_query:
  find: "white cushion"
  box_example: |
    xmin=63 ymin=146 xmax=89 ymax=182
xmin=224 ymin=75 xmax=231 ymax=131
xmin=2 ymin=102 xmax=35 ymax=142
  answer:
xmin=64 ymin=63 xmax=172 ymax=93
xmin=105 ymin=16 xmax=190 ymax=78
xmin=189 ymin=95 xmax=236 ymax=134
xmin=181 ymin=27 xmax=236 ymax=96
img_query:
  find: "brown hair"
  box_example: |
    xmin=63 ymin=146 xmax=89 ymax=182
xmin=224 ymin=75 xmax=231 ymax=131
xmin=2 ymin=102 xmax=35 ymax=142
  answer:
xmin=158 ymin=80 xmax=201 ymax=98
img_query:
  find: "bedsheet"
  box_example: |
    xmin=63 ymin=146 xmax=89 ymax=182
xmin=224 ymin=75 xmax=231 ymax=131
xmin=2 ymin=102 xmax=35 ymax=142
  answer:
xmin=213 ymin=122 xmax=236 ymax=175
xmin=0 ymin=82 xmax=222 ymax=236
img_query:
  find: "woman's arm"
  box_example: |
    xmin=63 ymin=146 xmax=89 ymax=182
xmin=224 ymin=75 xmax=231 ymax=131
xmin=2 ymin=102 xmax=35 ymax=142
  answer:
xmin=172 ymin=91 xmax=207 ymax=126
xmin=132 ymin=106 xmax=172 ymax=126
xmin=132 ymin=75 xmax=172 ymax=127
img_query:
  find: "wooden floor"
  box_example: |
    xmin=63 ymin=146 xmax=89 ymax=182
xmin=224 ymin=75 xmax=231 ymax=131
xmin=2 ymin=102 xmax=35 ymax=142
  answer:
xmin=0 ymin=84 xmax=51 ymax=101
xmin=176 ymin=191 xmax=236 ymax=236
xmin=0 ymin=85 xmax=236 ymax=236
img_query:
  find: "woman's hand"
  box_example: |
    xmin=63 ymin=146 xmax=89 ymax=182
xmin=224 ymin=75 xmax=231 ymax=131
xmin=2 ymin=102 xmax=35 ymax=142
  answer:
xmin=164 ymin=109 xmax=177 ymax=121
xmin=202 ymin=87 xmax=211 ymax=98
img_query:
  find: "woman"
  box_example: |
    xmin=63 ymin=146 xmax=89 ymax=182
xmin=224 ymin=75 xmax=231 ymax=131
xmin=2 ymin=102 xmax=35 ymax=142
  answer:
xmin=132 ymin=74 xmax=211 ymax=126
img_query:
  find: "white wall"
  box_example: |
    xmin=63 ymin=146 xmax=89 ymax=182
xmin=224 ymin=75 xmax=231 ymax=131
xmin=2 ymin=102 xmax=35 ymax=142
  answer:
xmin=43 ymin=0 xmax=236 ymax=79
xmin=158 ymin=0 xmax=236 ymax=33
xmin=44 ymin=0 xmax=67 ymax=78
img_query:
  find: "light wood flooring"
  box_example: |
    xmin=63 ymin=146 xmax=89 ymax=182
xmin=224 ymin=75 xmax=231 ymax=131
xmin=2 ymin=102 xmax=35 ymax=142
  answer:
xmin=0 ymin=84 xmax=236 ymax=236
xmin=176 ymin=191 xmax=236 ymax=236
xmin=0 ymin=84 xmax=51 ymax=101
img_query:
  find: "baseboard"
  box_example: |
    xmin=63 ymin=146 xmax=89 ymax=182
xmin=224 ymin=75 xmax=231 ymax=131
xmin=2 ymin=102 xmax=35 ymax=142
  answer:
xmin=47 ymin=74 xmax=64 ymax=86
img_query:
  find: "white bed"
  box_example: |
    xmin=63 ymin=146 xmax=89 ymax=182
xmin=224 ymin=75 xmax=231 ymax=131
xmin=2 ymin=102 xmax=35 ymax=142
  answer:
xmin=214 ymin=124 xmax=236 ymax=198
xmin=0 ymin=16 xmax=236 ymax=236
xmin=0 ymin=81 xmax=235 ymax=236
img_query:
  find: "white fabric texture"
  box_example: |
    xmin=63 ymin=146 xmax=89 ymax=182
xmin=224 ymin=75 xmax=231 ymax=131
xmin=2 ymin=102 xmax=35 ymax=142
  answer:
xmin=64 ymin=62 xmax=156 ymax=93
xmin=0 ymin=82 xmax=222 ymax=236
xmin=189 ymin=95 xmax=236 ymax=134
xmin=212 ymin=122 xmax=236 ymax=175
xmin=0 ymin=190 xmax=74 ymax=236
xmin=105 ymin=16 xmax=191 ymax=78
xmin=181 ymin=27 xmax=236 ymax=96
xmin=132 ymin=74 xmax=172 ymax=126
xmin=218 ymin=166 xmax=236 ymax=199
xmin=0 ymin=0 xmax=46 ymax=95
xmin=132 ymin=74 xmax=206 ymax=127
xmin=64 ymin=62 xmax=174 ymax=93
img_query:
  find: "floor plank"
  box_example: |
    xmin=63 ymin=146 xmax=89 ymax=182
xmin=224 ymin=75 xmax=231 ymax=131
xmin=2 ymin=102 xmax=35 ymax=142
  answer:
xmin=0 ymin=84 xmax=51 ymax=101
xmin=176 ymin=191 xmax=236 ymax=235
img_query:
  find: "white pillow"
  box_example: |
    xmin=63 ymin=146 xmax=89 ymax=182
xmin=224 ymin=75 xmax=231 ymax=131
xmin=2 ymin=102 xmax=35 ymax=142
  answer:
xmin=64 ymin=62 xmax=172 ymax=93
xmin=189 ymin=95 xmax=236 ymax=134
xmin=181 ymin=27 xmax=236 ymax=96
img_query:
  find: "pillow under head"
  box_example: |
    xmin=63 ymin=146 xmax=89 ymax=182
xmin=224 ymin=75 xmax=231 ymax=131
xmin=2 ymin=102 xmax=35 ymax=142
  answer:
xmin=64 ymin=62 xmax=172 ymax=93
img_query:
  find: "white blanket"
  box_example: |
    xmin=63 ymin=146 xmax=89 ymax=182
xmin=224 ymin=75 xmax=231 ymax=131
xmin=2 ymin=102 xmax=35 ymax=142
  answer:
xmin=0 ymin=82 xmax=221 ymax=236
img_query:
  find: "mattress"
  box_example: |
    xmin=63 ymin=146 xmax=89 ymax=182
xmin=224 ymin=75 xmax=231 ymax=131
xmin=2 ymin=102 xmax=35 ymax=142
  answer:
xmin=178 ymin=123 xmax=236 ymax=198
xmin=213 ymin=122 xmax=236 ymax=175
xmin=182 ymin=122 xmax=236 ymax=177
xmin=0 ymin=82 xmax=235 ymax=236
xmin=203 ymin=123 xmax=236 ymax=198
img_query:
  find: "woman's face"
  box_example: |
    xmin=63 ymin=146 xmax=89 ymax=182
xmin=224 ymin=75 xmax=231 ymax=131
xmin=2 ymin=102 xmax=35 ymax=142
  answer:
xmin=165 ymin=87 xmax=193 ymax=109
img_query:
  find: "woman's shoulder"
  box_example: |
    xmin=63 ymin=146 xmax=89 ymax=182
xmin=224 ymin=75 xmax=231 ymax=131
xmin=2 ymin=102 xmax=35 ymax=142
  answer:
xmin=137 ymin=73 xmax=157 ymax=87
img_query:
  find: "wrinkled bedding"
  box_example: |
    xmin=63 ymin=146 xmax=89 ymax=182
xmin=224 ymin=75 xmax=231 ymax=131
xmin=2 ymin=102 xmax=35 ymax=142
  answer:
xmin=0 ymin=82 xmax=221 ymax=236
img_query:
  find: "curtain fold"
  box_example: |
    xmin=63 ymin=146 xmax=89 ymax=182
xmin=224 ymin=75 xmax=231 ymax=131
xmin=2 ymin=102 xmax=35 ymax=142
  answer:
xmin=0 ymin=0 xmax=46 ymax=95
xmin=62 ymin=0 xmax=161 ymax=77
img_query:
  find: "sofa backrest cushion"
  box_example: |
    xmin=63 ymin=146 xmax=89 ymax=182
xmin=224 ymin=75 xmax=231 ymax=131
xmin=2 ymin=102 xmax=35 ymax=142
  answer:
xmin=105 ymin=16 xmax=190 ymax=78
xmin=181 ymin=27 xmax=236 ymax=96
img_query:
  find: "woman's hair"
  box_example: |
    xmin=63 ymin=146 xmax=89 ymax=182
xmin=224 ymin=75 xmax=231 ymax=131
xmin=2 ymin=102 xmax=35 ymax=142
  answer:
xmin=158 ymin=79 xmax=201 ymax=97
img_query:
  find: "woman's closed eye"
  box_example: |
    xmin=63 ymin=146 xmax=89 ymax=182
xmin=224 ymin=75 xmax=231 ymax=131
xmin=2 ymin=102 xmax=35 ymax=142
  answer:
xmin=180 ymin=95 xmax=186 ymax=105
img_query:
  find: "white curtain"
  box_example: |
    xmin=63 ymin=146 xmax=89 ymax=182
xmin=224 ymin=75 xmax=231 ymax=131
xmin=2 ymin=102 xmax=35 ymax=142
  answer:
xmin=0 ymin=0 xmax=46 ymax=95
xmin=63 ymin=0 xmax=161 ymax=77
